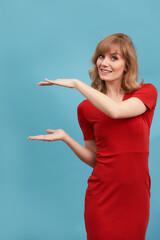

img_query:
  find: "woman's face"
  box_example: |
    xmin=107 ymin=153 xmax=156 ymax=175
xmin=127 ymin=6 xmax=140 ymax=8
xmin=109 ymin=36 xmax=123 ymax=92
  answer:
xmin=96 ymin=44 xmax=126 ymax=83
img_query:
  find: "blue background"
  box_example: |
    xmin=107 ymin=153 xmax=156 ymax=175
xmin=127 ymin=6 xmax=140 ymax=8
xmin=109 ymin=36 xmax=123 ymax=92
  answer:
xmin=0 ymin=0 xmax=159 ymax=239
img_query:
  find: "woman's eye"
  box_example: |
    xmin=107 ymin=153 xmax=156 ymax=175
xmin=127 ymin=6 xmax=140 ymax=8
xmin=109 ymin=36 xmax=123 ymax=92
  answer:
xmin=111 ymin=56 xmax=118 ymax=61
xmin=98 ymin=54 xmax=104 ymax=59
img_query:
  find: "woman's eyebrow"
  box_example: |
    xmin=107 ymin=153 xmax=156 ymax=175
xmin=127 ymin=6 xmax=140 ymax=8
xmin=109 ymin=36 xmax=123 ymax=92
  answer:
xmin=110 ymin=52 xmax=121 ymax=56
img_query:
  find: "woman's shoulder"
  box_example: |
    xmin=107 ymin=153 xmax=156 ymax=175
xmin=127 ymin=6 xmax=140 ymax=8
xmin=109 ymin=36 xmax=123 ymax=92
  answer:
xmin=142 ymin=83 xmax=158 ymax=98
xmin=124 ymin=82 xmax=158 ymax=104
xmin=77 ymin=99 xmax=90 ymax=108
xmin=141 ymin=82 xmax=157 ymax=88
xmin=130 ymin=82 xmax=157 ymax=94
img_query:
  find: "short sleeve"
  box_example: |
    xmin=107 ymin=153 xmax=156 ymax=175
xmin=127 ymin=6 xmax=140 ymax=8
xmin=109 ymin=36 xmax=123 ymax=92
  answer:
xmin=77 ymin=102 xmax=95 ymax=140
xmin=131 ymin=83 xmax=158 ymax=110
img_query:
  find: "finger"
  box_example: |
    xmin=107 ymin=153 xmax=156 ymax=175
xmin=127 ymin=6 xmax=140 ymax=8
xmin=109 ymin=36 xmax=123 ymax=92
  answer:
xmin=38 ymin=82 xmax=53 ymax=86
xmin=28 ymin=136 xmax=34 ymax=139
xmin=46 ymin=129 xmax=54 ymax=133
xmin=27 ymin=136 xmax=38 ymax=140
xmin=45 ymin=79 xmax=57 ymax=83
xmin=28 ymin=135 xmax=44 ymax=140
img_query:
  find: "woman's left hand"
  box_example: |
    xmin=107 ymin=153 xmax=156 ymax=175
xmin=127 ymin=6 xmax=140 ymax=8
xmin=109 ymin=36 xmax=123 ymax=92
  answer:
xmin=38 ymin=78 xmax=79 ymax=88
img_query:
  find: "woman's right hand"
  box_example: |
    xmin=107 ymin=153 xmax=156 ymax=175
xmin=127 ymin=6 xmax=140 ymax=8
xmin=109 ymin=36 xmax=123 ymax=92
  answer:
xmin=27 ymin=129 xmax=66 ymax=142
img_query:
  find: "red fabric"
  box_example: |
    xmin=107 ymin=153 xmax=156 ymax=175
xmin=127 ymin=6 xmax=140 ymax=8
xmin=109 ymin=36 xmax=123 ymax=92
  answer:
xmin=77 ymin=83 xmax=158 ymax=240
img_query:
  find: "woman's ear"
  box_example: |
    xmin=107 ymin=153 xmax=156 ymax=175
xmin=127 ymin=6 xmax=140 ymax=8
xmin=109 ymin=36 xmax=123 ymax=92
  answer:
xmin=124 ymin=67 xmax=127 ymax=72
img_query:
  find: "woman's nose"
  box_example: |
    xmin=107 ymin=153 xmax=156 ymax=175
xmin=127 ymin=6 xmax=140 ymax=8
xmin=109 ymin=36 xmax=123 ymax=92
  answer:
xmin=101 ymin=57 xmax=109 ymax=66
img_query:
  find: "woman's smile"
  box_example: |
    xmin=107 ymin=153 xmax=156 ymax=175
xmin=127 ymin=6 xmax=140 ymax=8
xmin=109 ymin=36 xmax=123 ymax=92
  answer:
xmin=100 ymin=69 xmax=112 ymax=73
xmin=96 ymin=45 xmax=126 ymax=82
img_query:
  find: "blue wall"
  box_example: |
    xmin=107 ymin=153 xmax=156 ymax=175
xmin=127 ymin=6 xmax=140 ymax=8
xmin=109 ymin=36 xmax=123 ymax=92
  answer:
xmin=0 ymin=0 xmax=159 ymax=239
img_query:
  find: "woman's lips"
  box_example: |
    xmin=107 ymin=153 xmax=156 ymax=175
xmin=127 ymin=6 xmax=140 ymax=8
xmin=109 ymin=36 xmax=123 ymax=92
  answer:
xmin=100 ymin=69 xmax=112 ymax=73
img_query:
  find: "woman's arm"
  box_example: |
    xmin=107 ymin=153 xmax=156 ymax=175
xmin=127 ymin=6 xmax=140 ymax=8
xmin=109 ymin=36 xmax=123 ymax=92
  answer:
xmin=28 ymin=129 xmax=97 ymax=168
xmin=63 ymin=133 xmax=97 ymax=168
xmin=38 ymin=78 xmax=147 ymax=118
xmin=74 ymin=80 xmax=147 ymax=118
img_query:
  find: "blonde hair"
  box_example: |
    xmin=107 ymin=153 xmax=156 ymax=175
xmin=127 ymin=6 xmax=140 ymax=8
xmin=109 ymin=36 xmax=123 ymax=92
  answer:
xmin=89 ymin=33 xmax=144 ymax=94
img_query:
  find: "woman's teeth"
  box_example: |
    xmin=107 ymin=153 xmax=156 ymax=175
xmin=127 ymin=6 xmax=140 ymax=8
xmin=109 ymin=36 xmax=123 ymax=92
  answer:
xmin=101 ymin=69 xmax=112 ymax=73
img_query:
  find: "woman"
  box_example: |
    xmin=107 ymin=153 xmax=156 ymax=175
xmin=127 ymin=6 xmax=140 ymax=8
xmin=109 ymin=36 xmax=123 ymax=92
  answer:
xmin=28 ymin=33 xmax=158 ymax=240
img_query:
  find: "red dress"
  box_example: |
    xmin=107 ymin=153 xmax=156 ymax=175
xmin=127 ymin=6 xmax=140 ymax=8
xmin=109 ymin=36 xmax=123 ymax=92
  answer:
xmin=77 ymin=83 xmax=158 ymax=240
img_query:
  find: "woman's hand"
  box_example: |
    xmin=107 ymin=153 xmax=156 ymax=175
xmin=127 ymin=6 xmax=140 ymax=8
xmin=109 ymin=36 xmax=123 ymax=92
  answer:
xmin=38 ymin=78 xmax=79 ymax=88
xmin=27 ymin=129 xmax=66 ymax=142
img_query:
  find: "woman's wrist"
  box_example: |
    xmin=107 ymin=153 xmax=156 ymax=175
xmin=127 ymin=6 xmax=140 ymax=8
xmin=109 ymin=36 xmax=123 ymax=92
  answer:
xmin=74 ymin=79 xmax=81 ymax=89
xmin=62 ymin=131 xmax=69 ymax=142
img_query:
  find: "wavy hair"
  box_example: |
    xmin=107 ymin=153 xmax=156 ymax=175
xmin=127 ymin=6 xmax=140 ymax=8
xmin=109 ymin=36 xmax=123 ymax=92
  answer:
xmin=89 ymin=33 xmax=144 ymax=94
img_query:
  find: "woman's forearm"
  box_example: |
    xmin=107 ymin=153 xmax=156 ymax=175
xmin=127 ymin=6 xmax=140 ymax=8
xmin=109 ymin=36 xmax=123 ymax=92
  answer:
xmin=74 ymin=80 xmax=118 ymax=118
xmin=63 ymin=133 xmax=97 ymax=168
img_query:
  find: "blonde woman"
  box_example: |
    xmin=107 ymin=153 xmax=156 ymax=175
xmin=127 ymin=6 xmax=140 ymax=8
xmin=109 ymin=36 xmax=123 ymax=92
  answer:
xmin=28 ymin=33 xmax=158 ymax=240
